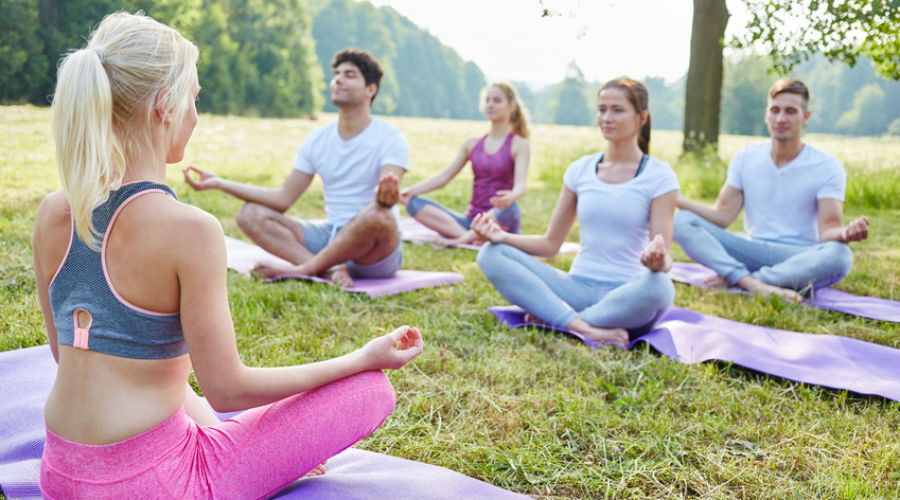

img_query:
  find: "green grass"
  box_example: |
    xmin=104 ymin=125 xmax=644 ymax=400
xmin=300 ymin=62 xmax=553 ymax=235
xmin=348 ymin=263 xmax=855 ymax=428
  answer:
xmin=2 ymin=105 xmax=899 ymax=499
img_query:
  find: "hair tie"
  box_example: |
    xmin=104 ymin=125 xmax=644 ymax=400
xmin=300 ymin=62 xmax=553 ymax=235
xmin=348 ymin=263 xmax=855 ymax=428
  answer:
xmin=94 ymin=48 xmax=106 ymax=64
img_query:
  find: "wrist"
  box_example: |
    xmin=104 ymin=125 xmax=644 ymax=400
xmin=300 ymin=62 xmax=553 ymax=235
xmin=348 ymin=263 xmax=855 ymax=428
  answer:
xmin=346 ymin=348 xmax=373 ymax=373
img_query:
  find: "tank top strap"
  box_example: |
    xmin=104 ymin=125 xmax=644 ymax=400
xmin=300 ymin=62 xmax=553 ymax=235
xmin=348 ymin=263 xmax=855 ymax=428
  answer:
xmin=473 ymin=135 xmax=488 ymax=155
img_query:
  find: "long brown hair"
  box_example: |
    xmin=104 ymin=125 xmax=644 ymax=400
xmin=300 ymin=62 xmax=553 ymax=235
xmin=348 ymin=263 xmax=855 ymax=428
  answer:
xmin=599 ymin=77 xmax=651 ymax=154
xmin=480 ymin=82 xmax=530 ymax=139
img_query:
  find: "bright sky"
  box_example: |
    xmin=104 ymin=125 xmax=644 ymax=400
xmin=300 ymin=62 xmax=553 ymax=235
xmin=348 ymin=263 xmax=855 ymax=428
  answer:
xmin=366 ymin=0 xmax=751 ymax=87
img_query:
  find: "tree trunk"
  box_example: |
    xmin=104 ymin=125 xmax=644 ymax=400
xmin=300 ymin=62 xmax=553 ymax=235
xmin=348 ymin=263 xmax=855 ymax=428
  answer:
xmin=683 ymin=0 xmax=730 ymax=154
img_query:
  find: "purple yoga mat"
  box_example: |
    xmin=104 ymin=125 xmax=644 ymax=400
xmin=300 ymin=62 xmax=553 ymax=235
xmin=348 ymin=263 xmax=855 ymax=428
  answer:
xmin=668 ymin=261 xmax=900 ymax=323
xmin=399 ymin=217 xmax=581 ymax=254
xmin=0 ymin=346 xmax=530 ymax=500
xmin=488 ymin=305 xmax=900 ymax=401
xmin=224 ymin=236 xmax=463 ymax=298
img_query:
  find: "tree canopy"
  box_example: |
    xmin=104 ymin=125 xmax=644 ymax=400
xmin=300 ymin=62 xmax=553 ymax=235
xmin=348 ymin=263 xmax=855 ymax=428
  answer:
xmin=734 ymin=0 xmax=900 ymax=80
xmin=1 ymin=0 xmax=486 ymax=120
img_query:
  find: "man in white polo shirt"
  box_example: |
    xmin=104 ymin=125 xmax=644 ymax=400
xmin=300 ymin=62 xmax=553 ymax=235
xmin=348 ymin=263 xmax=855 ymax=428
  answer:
xmin=673 ymin=79 xmax=869 ymax=301
xmin=184 ymin=49 xmax=408 ymax=287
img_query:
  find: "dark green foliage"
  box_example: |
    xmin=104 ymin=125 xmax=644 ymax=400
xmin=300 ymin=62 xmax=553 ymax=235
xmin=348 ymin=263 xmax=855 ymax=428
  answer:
xmin=551 ymin=62 xmax=593 ymax=126
xmin=643 ymin=76 xmax=685 ymax=132
xmin=0 ymin=0 xmax=48 ymax=104
xmin=3 ymin=0 xmax=323 ymax=117
xmin=717 ymin=53 xmax=900 ymax=137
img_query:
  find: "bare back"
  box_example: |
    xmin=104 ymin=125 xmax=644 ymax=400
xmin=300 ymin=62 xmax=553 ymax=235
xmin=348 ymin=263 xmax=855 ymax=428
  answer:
xmin=35 ymin=190 xmax=194 ymax=445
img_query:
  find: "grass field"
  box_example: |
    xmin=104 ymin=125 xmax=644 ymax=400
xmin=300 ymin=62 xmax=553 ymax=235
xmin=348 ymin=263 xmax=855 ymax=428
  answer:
xmin=1 ymin=105 xmax=899 ymax=499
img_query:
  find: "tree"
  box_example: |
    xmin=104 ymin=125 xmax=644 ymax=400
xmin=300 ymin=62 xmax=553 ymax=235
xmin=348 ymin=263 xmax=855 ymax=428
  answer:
xmin=643 ymin=76 xmax=685 ymax=131
xmin=735 ymin=0 xmax=900 ymax=80
xmin=0 ymin=0 xmax=48 ymax=103
xmin=311 ymin=0 xmax=485 ymax=119
xmin=720 ymin=56 xmax=775 ymax=136
xmin=835 ymin=84 xmax=890 ymax=136
xmin=552 ymin=61 xmax=592 ymax=126
xmin=682 ymin=0 xmax=729 ymax=153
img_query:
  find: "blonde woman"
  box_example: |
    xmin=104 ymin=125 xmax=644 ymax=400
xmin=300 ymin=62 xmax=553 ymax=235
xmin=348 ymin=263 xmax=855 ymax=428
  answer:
xmin=400 ymin=82 xmax=530 ymax=245
xmin=32 ymin=12 xmax=422 ymax=499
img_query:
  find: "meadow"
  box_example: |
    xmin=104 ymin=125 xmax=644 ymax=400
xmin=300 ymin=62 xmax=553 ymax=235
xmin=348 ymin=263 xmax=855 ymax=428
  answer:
xmin=1 ymin=105 xmax=898 ymax=499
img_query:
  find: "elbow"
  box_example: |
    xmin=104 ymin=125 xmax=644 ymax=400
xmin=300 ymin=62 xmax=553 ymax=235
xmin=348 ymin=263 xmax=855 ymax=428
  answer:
xmin=198 ymin=366 xmax=249 ymax=413
xmin=205 ymin=396 xmax=240 ymax=414
xmin=203 ymin=387 xmax=247 ymax=413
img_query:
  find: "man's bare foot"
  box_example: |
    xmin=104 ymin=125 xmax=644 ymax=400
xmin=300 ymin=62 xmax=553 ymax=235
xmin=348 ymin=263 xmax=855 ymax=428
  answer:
xmin=703 ymin=274 xmax=730 ymax=288
xmin=304 ymin=462 xmax=326 ymax=477
xmin=737 ymin=275 xmax=802 ymax=303
xmin=253 ymin=262 xmax=309 ymax=279
xmin=323 ymin=265 xmax=354 ymax=288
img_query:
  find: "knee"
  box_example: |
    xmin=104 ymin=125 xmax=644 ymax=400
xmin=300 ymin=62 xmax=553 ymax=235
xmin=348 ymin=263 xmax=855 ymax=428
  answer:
xmin=236 ymin=202 xmax=269 ymax=232
xmin=644 ymin=271 xmax=676 ymax=309
xmin=356 ymin=203 xmax=396 ymax=231
xmin=405 ymin=196 xmax=425 ymax=216
xmin=820 ymin=241 xmax=853 ymax=275
xmin=477 ymin=242 xmax=510 ymax=273
xmin=343 ymin=370 xmax=396 ymax=419
xmin=493 ymin=205 xmax=521 ymax=233
xmin=673 ymin=209 xmax=701 ymax=243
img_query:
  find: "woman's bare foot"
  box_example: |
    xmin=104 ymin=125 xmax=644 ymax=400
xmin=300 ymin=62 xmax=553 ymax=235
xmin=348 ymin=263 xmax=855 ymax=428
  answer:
xmin=703 ymin=274 xmax=731 ymax=288
xmin=443 ymin=229 xmax=482 ymax=247
xmin=737 ymin=275 xmax=802 ymax=303
xmin=566 ymin=317 xmax=629 ymax=349
xmin=323 ymin=264 xmax=354 ymax=288
xmin=523 ymin=312 xmax=547 ymax=325
xmin=304 ymin=462 xmax=327 ymax=477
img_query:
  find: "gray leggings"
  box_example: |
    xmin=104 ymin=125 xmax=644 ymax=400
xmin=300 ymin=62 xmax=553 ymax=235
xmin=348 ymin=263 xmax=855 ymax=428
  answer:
xmin=478 ymin=242 xmax=675 ymax=338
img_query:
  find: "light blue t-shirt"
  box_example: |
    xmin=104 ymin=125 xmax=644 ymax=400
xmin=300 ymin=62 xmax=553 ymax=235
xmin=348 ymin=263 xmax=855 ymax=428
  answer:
xmin=563 ymin=153 xmax=680 ymax=283
xmin=726 ymin=142 xmax=845 ymax=245
xmin=294 ymin=117 xmax=409 ymax=226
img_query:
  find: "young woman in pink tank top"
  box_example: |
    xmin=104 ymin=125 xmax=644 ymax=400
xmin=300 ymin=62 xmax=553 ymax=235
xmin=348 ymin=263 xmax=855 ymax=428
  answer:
xmin=32 ymin=13 xmax=422 ymax=500
xmin=400 ymin=82 xmax=530 ymax=246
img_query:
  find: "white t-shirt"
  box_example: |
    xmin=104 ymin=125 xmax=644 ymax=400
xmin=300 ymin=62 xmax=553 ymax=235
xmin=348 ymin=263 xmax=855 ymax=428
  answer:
xmin=293 ymin=118 xmax=409 ymax=226
xmin=564 ymin=153 xmax=680 ymax=282
xmin=726 ymin=142 xmax=845 ymax=245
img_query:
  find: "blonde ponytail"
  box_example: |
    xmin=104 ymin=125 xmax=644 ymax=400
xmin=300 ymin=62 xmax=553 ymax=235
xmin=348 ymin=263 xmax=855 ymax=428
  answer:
xmin=50 ymin=12 xmax=198 ymax=250
xmin=52 ymin=48 xmax=125 ymax=249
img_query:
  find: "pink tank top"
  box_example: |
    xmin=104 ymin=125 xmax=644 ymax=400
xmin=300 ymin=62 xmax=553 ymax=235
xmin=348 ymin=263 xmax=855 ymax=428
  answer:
xmin=466 ymin=132 xmax=515 ymax=219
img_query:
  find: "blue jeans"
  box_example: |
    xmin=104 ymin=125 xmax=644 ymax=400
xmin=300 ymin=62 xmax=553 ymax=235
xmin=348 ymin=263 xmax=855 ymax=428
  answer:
xmin=406 ymin=196 xmax=521 ymax=234
xmin=477 ymin=243 xmax=675 ymax=338
xmin=673 ymin=210 xmax=852 ymax=291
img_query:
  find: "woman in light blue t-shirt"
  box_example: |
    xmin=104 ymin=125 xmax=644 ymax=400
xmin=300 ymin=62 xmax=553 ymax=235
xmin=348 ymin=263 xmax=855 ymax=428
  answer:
xmin=474 ymin=78 xmax=680 ymax=348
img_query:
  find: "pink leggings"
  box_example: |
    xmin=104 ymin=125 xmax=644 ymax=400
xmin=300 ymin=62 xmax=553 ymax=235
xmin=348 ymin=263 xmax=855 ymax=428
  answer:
xmin=40 ymin=371 xmax=395 ymax=500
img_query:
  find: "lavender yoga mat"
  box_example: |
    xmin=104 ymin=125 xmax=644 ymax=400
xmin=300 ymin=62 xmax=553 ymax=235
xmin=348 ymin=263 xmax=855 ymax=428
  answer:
xmin=488 ymin=305 xmax=900 ymax=401
xmin=0 ymin=345 xmax=531 ymax=500
xmin=224 ymin=236 xmax=463 ymax=298
xmin=266 ymin=270 xmax=464 ymax=299
xmin=399 ymin=217 xmax=581 ymax=254
xmin=668 ymin=261 xmax=900 ymax=323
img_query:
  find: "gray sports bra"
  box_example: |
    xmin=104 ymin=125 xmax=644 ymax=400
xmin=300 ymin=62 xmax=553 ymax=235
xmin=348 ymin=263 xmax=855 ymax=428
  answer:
xmin=48 ymin=181 xmax=186 ymax=359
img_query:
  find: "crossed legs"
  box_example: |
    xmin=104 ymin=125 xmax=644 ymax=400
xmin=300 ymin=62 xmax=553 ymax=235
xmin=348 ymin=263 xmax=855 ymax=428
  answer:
xmin=673 ymin=210 xmax=853 ymax=301
xmin=477 ymin=242 xmax=675 ymax=348
xmin=238 ymin=201 xmax=400 ymax=287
